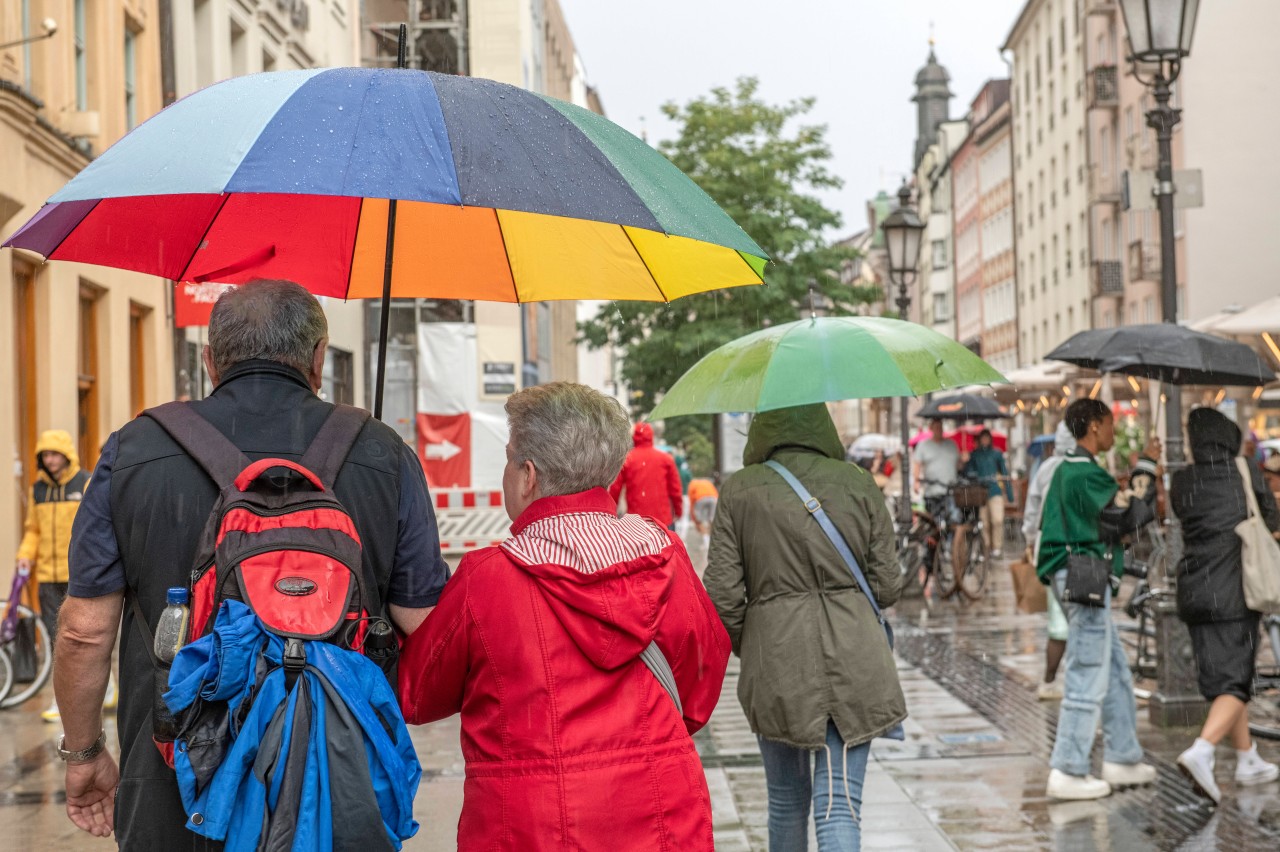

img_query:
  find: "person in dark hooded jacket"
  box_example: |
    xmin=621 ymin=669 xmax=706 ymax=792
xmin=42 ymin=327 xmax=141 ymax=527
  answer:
xmin=1173 ymin=407 xmax=1280 ymax=803
xmin=704 ymin=403 xmax=905 ymax=851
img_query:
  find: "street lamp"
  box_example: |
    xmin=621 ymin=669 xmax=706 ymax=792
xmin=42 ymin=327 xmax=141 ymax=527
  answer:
xmin=1118 ymin=0 xmax=1202 ymax=727
xmin=0 ymin=18 xmax=57 ymax=50
xmin=881 ymin=180 xmax=926 ymax=526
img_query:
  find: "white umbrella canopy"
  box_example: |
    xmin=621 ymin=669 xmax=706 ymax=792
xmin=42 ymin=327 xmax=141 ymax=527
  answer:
xmin=1213 ymin=296 xmax=1280 ymax=335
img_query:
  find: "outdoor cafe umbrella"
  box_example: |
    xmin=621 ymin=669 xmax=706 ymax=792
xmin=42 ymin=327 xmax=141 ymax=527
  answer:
xmin=647 ymin=315 xmax=1007 ymax=420
xmin=916 ymin=392 xmax=1007 ymax=421
xmin=1045 ymin=324 xmax=1275 ymax=387
xmin=3 ymin=31 xmax=767 ymax=417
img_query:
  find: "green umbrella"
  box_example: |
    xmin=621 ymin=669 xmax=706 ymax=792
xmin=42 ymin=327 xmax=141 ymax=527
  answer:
xmin=648 ymin=316 xmax=1007 ymax=419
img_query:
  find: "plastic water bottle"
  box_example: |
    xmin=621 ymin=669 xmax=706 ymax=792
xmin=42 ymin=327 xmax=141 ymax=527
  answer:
xmin=154 ymin=587 xmax=190 ymax=663
xmin=153 ymin=587 xmax=189 ymax=741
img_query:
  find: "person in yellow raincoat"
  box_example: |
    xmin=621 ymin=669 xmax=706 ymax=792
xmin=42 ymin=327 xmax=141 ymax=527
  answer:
xmin=16 ymin=430 xmax=93 ymax=720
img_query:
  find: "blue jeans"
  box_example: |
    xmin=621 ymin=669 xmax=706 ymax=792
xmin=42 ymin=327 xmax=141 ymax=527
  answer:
xmin=757 ymin=720 xmax=870 ymax=852
xmin=1049 ymin=570 xmax=1145 ymax=776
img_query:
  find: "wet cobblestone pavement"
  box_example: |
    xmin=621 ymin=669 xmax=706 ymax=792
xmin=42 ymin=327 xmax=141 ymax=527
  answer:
xmin=3 ymin=540 xmax=1279 ymax=849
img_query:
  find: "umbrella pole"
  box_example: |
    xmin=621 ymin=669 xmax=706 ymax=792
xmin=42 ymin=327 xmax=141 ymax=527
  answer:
xmin=373 ymin=199 xmax=398 ymax=421
xmin=373 ymin=24 xmax=409 ymax=421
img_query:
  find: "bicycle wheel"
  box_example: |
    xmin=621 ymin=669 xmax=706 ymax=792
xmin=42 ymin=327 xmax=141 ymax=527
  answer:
xmin=898 ymin=513 xmax=935 ymax=598
xmin=958 ymin=528 xmax=989 ymax=600
xmin=0 ymin=603 xmax=53 ymax=709
xmin=0 ymin=646 xmax=14 ymax=706
xmin=1249 ymin=718 xmax=1280 ymax=741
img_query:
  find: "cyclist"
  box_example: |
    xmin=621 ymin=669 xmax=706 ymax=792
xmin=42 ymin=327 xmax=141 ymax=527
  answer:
xmin=913 ymin=419 xmax=973 ymax=581
xmin=963 ymin=429 xmax=1013 ymax=558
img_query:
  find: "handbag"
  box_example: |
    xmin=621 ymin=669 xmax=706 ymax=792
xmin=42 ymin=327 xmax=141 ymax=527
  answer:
xmin=1234 ymin=457 xmax=1280 ymax=613
xmin=764 ymin=460 xmax=905 ymax=741
xmin=1056 ymin=485 xmax=1112 ymax=607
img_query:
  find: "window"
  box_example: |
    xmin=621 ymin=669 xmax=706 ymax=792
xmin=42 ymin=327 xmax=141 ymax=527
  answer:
xmin=74 ymin=0 xmax=87 ymax=110
xmin=78 ymin=284 xmax=102 ymax=469
xmin=932 ymin=239 xmax=947 ymax=270
xmin=178 ymin=341 xmax=208 ymax=401
xmin=124 ymin=27 xmax=137 ymax=129
xmin=1144 ymin=297 xmax=1155 ymax=323
xmin=129 ymin=302 xmax=150 ymax=416
xmin=322 ymin=347 xmax=355 ymax=405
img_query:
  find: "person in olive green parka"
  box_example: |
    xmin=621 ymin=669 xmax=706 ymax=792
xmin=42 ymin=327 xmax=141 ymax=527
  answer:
xmin=704 ymin=403 xmax=905 ymax=849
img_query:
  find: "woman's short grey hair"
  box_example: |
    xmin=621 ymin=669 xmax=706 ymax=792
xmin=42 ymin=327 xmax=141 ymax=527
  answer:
xmin=505 ymin=382 xmax=632 ymax=497
xmin=207 ymin=280 xmax=328 ymax=376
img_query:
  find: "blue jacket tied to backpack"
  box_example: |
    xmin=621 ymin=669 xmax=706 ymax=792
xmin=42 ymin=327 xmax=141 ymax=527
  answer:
xmin=165 ymin=600 xmax=421 ymax=851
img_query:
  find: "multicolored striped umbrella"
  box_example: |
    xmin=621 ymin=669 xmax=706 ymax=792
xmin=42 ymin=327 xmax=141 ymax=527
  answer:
xmin=4 ymin=67 xmax=767 ymax=302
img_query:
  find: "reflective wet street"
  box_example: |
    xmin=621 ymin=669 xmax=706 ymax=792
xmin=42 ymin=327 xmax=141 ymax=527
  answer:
xmin=3 ymin=540 xmax=1279 ymax=850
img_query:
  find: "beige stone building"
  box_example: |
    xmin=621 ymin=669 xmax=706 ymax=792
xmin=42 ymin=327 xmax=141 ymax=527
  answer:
xmin=1 ymin=0 xmax=171 ymax=561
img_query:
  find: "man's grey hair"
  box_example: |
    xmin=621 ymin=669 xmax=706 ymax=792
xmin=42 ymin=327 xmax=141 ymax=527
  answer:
xmin=505 ymin=382 xmax=632 ymax=497
xmin=207 ymin=280 xmax=328 ymax=377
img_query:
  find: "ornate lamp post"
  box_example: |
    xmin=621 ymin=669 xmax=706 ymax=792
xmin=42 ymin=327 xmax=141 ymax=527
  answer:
xmin=881 ymin=181 xmax=926 ymax=527
xmin=1118 ymin=0 xmax=1202 ymax=726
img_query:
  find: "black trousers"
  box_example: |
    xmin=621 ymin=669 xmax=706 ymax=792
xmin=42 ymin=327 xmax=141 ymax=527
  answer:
xmin=37 ymin=581 xmax=68 ymax=646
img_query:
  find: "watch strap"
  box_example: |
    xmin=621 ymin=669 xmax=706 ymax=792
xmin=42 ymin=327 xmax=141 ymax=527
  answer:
xmin=58 ymin=730 xmax=106 ymax=764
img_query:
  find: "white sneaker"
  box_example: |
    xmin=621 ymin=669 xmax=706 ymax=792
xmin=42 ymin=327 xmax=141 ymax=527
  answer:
xmin=1037 ymin=681 xmax=1064 ymax=701
xmin=1102 ymin=761 xmax=1157 ymax=788
xmin=1177 ymin=746 xmax=1221 ymax=803
xmin=991 ymin=549 xmax=1003 ymax=559
xmin=1235 ymin=746 xmax=1280 ymax=786
xmin=1046 ymin=768 xmax=1112 ymax=800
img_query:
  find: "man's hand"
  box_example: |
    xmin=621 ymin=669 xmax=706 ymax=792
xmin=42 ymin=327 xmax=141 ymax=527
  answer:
xmin=15 ymin=558 xmax=32 ymax=574
xmin=65 ymin=751 xmax=119 ymax=837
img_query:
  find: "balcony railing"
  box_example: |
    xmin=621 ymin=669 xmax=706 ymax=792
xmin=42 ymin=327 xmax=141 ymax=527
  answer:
xmin=1090 ymin=66 xmax=1119 ymax=107
xmin=1093 ymin=260 xmax=1124 ymax=296
xmin=1124 ymin=136 xmax=1158 ymax=171
xmin=1089 ymin=165 xmax=1122 ymax=205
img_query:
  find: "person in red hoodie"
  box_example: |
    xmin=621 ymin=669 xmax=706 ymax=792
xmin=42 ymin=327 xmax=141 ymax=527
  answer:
xmin=609 ymin=422 xmax=684 ymax=528
xmin=399 ymin=382 xmax=731 ymax=851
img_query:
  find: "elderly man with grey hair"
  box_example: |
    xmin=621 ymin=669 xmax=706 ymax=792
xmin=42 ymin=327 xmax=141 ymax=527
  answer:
xmin=55 ymin=279 xmax=449 ymax=848
xmin=399 ymin=382 xmax=731 ymax=851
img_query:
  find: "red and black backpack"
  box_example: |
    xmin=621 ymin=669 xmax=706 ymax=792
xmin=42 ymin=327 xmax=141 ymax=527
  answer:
xmin=141 ymin=401 xmax=378 ymax=656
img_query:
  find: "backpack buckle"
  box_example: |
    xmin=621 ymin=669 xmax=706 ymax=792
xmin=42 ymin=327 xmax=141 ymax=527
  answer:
xmin=283 ymin=637 xmax=306 ymax=673
xmin=804 ymin=497 xmax=821 ymax=514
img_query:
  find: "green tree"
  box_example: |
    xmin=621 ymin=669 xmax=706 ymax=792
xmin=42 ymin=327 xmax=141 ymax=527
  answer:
xmin=579 ymin=78 xmax=878 ymax=446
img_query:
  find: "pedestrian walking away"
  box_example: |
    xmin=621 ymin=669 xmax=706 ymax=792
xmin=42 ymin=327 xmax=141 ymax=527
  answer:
xmin=963 ymin=428 xmax=1013 ymax=558
xmin=1038 ymin=399 xmax=1160 ymax=801
xmin=1021 ymin=421 xmax=1076 ymax=702
xmin=14 ymin=430 xmax=114 ymax=720
xmin=609 ymin=421 xmax=684 ymax=529
xmin=705 ymin=403 xmax=906 ymax=851
xmin=399 ymin=382 xmax=730 ymax=851
xmin=56 ymin=280 xmax=449 ymax=849
xmin=1172 ymin=407 xmax=1280 ymax=803
xmin=688 ymin=474 xmax=719 ymax=549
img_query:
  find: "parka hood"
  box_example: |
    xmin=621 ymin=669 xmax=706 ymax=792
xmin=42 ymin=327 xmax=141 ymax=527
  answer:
xmin=35 ymin=429 xmax=81 ymax=484
xmin=501 ymin=488 xmax=678 ymax=670
xmin=1188 ymin=407 xmax=1241 ymax=465
xmin=1053 ymin=421 xmax=1076 ymax=457
xmin=632 ymin=422 xmax=654 ymax=447
xmin=743 ymin=403 xmax=844 ymax=467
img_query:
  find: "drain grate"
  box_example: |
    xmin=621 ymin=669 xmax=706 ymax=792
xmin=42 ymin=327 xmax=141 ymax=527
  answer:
xmin=893 ymin=626 xmax=1280 ymax=848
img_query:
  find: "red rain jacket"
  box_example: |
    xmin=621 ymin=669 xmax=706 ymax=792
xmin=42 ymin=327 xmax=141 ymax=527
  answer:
xmin=399 ymin=488 xmax=730 ymax=851
xmin=609 ymin=423 xmax=684 ymax=526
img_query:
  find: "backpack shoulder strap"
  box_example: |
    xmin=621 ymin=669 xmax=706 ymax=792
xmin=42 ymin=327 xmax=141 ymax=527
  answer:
xmin=299 ymin=404 xmax=373 ymax=489
xmin=143 ymin=401 xmax=252 ymax=489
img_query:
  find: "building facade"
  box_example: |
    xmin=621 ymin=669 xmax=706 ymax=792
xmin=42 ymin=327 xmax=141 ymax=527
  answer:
xmin=2 ymin=0 xmax=172 ymax=561
xmin=1005 ymin=0 xmax=1092 ymax=365
xmin=973 ymin=81 xmax=1017 ymax=374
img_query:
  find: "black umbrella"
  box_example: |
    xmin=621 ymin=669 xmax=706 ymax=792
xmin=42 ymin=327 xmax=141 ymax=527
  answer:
xmin=917 ymin=393 xmax=1007 ymax=421
xmin=1046 ymin=324 xmax=1275 ymax=386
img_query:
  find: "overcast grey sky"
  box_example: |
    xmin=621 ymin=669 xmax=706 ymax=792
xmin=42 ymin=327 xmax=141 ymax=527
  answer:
xmin=559 ymin=0 xmax=1026 ymax=237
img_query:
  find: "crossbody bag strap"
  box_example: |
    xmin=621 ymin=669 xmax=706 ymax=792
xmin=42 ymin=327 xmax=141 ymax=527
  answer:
xmin=763 ymin=459 xmax=885 ymax=626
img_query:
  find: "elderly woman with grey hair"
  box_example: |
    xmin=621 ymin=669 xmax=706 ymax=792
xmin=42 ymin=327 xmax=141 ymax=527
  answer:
xmin=399 ymin=382 xmax=730 ymax=851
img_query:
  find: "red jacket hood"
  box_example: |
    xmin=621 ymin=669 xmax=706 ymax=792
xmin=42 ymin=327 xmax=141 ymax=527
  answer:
xmin=501 ymin=488 xmax=678 ymax=670
xmin=632 ymin=422 xmax=654 ymax=447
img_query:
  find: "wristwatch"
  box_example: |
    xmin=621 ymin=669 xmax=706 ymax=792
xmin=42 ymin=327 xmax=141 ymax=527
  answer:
xmin=58 ymin=730 xmax=107 ymax=764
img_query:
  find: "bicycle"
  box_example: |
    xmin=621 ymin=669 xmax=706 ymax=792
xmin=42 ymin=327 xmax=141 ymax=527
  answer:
xmin=0 ymin=565 xmax=55 ymax=709
xmin=898 ymin=479 xmax=989 ymax=601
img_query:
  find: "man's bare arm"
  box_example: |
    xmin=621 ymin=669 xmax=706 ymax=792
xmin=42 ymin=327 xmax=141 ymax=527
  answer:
xmin=389 ymin=604 xmax=433 ymax=636
xmin=55 ymin=592 xmax=124 ymax=837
